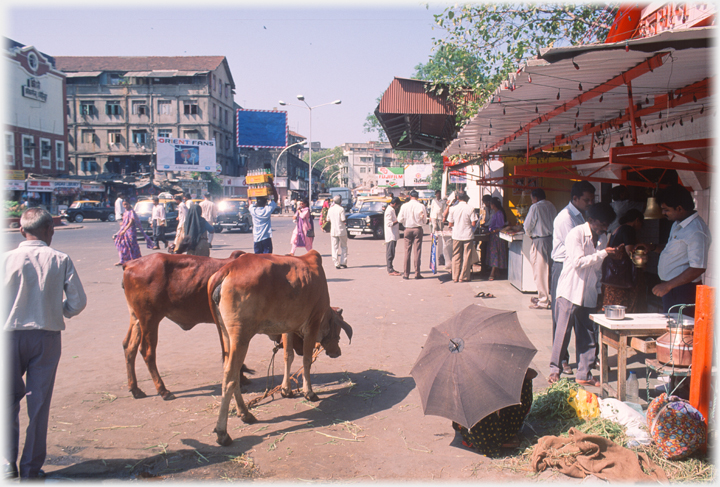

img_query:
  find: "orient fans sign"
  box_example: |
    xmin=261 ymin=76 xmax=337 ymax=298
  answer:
xmin=156 ymin=138 xmax=217 ymax=172
xmin=404 ymin=164 xmax=433 ymax=187
xmin=377 ymin=167 xmax=404 ymax=188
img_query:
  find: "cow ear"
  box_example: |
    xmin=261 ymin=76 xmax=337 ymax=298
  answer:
xmin=337 ymin=308 xmax=343 ymax=316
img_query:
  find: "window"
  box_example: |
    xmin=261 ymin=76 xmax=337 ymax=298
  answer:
xmin=108 ymin=131 xmax=122 ymax=144
xmin=66 ymin=102 xmax=71 ymax=118
xmin=184 ymin=102 xmax=198 ymax=115
xmin=81 ymin=130 xmax=96 ymax=144
xmin=158 ymin=100 xmax=172 ymax=115
xmin=158 ymin=129 xmax=172 ymax=139
xmin=106 ymin=102 xmax=121 ymax=116
xmin=225 ymin=83 xmax=230 ymax=98
xmin=213 ymin=103 xmax=217 ymax=119
xmin=40 ymin=138 xmax=52 ymax=168
xmin=5 ymin=133 xmax=15 ymax=165
xmin=22 ymin=135 xmax=34 ymax=167
xmin=360 ymin=167 xmax=366 ymax=173
xmin=109 ymin=74 xmax=123 ymax=85
xmin=225 ymin=109 xmax=229 ymax=125
xmin=183 ymin=130 xmax=200 ymax=139
xmin=225 ymin=138 xmax=230 ymax=150
xmin=55 ymin=141 xmax=64 ymax=170
xmin=132 ymin=131 xmax=148 ymax=144
xmin=80 ymin=101 xmax=96 ymax=116
xmin=132 ymin=101 xmax=148 ymax=116
xmin=81 ymin=158 xmax=98 ymax=172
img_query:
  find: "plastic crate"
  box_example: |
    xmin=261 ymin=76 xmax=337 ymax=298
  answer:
xmin=245 ymin=174 xmax=273 ymax=184
xmin=248 ymin=187 xmax=271 ymax=197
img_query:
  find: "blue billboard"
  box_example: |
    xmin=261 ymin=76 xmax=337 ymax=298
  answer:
xmin=236 ymin=109 xmax=288 ymax=149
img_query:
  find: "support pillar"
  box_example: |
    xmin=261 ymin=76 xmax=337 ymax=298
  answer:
xmin=689 ymin=284 xmax=714 ymax=452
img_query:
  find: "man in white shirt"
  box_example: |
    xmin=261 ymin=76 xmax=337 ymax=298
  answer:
xmin=550 ymin=180 xmax=595 ymax=375
xmin=114 ymin=193 xmax=125 ymax=225
xmin=548 ymin=203 xmax=620 ymax=386
xmin=384 ymin=197 xmax=403 ymax=276
xmin=284 ymin=195 xmax=292 ymax=215
xmin=151 ymin=196 xmax=168 ymax=250
xmin=199 ymin=193 xmax=218 ymax=248
xmin=171 ymin=194 xmax=189 ymax=253
xmin=4 ymin=208 xmax=87 ymax=479
xmin=524 ymin=188 xmax=558 ymax=309
xmin=652 ymin=184 xmax=712 ymax=317
xmin=448 ymin=192 xmax=478 ymax=282
xmin=429 ymin=190 xmax=448 ymax=267
xmin=328 ymin=195 xmax=348 ymax=269
xmin=397 ymin=190 xmax=428 ymax=280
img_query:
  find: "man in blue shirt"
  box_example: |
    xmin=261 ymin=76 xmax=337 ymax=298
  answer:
xmin=249 ymin=181 xmax=278 ymax=254
xmin=653 ymin=184 xmax=711 ymax=317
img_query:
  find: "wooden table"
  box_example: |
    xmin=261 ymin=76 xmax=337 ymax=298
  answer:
xmin=589 ymin=313 xmax=694 ymax=401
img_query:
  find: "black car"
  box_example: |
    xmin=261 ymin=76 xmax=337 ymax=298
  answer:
xmin=62 ymin=200 xmax=115 ymax=223
xmin=133 ymin=199 xmax=179 ymax=238
xmin=310 ymin=200 xmax=324 ymax=218
xmin=216 ymin=198 xmax=253 ymax=233
xmin=346 ymin=200 xmax=388 ymax=239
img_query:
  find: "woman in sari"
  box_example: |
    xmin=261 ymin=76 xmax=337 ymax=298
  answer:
xmin=290 ymin=198 xmax=314 ymax=255
xmin=320 ymin=198 xmax=331 ymax=232
xmin=487 ymin=197 xmax=508 ymax=281
xmin=113 ymin=200 xmax=152 ymax=266
xmin=177 ymin=205 xmax=215 ymax=256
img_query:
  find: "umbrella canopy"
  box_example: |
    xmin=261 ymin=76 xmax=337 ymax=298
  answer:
xmin=410 ymin=304 xmax=537 ymax=429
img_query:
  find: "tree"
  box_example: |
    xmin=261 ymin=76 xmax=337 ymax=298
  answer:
xmin=431 ymin=3 xmax=618 ymax=114
xmin=302 ymin=146 xmax=344 ymax=188
xmin=363 ymin=95 xmax=388 ymax=142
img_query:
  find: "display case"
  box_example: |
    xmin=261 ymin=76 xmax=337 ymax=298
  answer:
xmin=499 ymin=230 xmax=537 ymax=293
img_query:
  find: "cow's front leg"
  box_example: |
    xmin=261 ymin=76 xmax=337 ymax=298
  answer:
xmin=280 ymin=333 xmax=295 ymax=398
xmin=301 ymin=336 xmax=319 ymax=402
xmin=122 ymin=313 xmax=146 ymax=399
xmin=139 ymin=320 xmax=174 ymax=400
xmin=214 ymin=340 xmax=255 ymax=447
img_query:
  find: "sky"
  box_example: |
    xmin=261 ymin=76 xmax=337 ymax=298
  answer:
xmin=3 ymin=1 xmax=451 ymax=149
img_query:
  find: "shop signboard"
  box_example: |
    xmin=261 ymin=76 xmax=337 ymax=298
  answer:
xmin=220 ymin=177 xmax=246 ymax=187
xmin=444 ymin=156 xmax=468 ymax=184
xmin=81 ymin=183 xmax=105 ymax=192
xmin=404 ymin=164 xmax=433 ymax=187
xmin=156 ymin=137 xmax=217 ymax=172
xmin=377 ymin=167 xmax=404 ymax=187
xmin=274 ymin=177 xmax=288 ymax=188
xmin=7 ymin=170 xmax=25 ymax=180
xmin=5 ymin=180 xmax=25 ymax=191
xmin=26 ymin=180 xmax=55 ymax=192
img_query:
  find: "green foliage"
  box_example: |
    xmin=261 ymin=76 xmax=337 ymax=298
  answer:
xmin=303 ymin=146 xmax=345 ymax=187
xmin=430 ymin=3 xmax=618 ymax=122
xmin=363 ymin=95 xmax=388 ymax=142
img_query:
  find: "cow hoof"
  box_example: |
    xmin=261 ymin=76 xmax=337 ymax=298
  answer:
xmin=214 ymin=429 xmax=233 ymax=447
xmin=280 ymin=388 xmax=295 ymax=398
xmin=130 ymin=388 xmax=147 ymax=399
xmin=305 ymin=391 xmax=320 ymax=402
xmin=160 ymin=391 xmax=176 ymax=401
xmin=240 ymin=412 xmax=257 ymax=424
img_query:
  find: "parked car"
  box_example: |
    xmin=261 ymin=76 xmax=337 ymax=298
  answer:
xmin=346 ymin=198 xmax=391 ymax=239
xmin=62 ymin=200 xmax=115 ymax=223
xmin=310 ymin=200 xmax=324 ymax=218
xmin=133 ymin=198 xmax=179 ymax=238
xmin=216 ymin=198 xmax=253 ymax=233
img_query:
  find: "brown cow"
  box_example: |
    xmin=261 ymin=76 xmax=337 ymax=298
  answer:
xmin=208 ymin=250 xmax=353 ymax=446
xmin=121 ymin=250 xmax=245 ymax=400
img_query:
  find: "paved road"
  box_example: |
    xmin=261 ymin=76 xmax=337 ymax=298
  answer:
xmin=5 ymin=216 xmax=589 ymax=481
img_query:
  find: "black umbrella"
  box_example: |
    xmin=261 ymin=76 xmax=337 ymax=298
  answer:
xmin=410 ymin=304 xmax=537 ymax=429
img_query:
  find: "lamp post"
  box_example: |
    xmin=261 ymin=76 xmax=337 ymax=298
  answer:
xmin=311 ymin=153 xmax=334 ymax=196
xmin=273 ymin=140 xmax=307 ymax=201
xmin=279 ymin=96 xmax=341 ymax=204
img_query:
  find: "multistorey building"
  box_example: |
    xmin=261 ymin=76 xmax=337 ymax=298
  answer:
xmin=55 ymin=56 xmax=240 ymax=180
xmin=341 ymin=141 xmax=397 ymax=189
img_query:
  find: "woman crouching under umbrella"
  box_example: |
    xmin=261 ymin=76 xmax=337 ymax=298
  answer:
xmin=452 ymin=368 xmax=537 ymax=457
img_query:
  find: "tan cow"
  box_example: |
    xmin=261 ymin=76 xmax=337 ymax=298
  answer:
xmin=121 ymin=250 xmax=245 ymax=400
xmin=207 ymin=250 xmax=353 ymax=446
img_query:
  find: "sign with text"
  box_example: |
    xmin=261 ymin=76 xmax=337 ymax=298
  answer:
xmin=377 ymin=167 xmax=404 ymax=187
xmin=403 ymin=164 xmax=433 ymax=187
xmin=156 ymin=138 xmax=217 ymax=172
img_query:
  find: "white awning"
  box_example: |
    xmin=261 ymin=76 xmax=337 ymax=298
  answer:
xmin=64 ymin=71 xmax=102 ymax=78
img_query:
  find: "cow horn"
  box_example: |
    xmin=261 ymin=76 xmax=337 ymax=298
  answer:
xmin=340 ymin=320 xmax=353 ymax=344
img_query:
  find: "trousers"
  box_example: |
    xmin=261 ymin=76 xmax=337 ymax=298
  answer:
xmin=662 ymin=281 xmax=699 ymax=318
xmin=550 ymin=261 xmax=571 ymax=365
xmin=530 ymin=236 xmax=552 ymax=307
xmin=7 ymin=330 xmax=62 ymax=478
xmin=386 ymin=240 xmax=397 ymax=273
xmin=331 ymin=235 xmax=348 ymax=267
xmin=452 ymin=239 xmax=474 ymax=282
xmin=403 ymin=227 xmax=423 ymax=278
xmin=550 ymin=298 xmax=596 ymax=381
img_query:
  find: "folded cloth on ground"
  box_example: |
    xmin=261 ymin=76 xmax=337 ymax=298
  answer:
xmin=598 ymin=398 xmax=651 ymax=447
xmin=531 ymin=427 xmax=667 ymax=483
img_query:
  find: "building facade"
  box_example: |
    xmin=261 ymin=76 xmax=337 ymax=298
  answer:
xmin=341 ymin=141 xmax=397 ymax=189
xmin=55 ymin=56 xmax=239 ymax=182
xmin=4 ymin=38 xmax=68 ymax=178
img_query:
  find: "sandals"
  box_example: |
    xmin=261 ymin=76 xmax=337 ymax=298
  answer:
xmin=475 ymin=292 xmax=495 ymax=298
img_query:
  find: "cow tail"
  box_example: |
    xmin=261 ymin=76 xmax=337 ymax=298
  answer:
xmin=208 ymin=269 xmax=229 ymax=365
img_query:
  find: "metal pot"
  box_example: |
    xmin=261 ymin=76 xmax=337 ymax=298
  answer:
xmin=605 ymin=305 xmax=626 ymax=320
xmin=632 ymin=249 xmax=648 ymax=268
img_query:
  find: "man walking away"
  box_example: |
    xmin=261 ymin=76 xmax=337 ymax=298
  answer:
xmin=549 ymin=203 xmax=619 ymax=387
xmin=429 ymin=190 xmax=447 ymax=265
xmin=524 ymin=188 xmax=557 ymax=309
xmin=397 ymin=190 xmax=428 ymax=280
xmin=151 ymin=196 xmax=168 ymax=250
xmin=249 ymin=181 xmax=278 ymax=254
xmin=114 ymin=193 xmax=125 ymax=226
xmin=3 ymin=208 xmax=87 ymax=479
xmin=384 ymin=197 xmax=402 ymax=276
xmin=448 ymin=192 xmax=478 ymax=282
xmin=171 ymin=193 xmax=188 ymax=253
xmin=652 ymin=184 xmax=711 ymax=317
xmin=328 ymin=195 xmax=348 ymax=269
xmin=199 ymin=193 xmax=217 ymax=248
xmin=550 ymin=180 xmax=595 ymax=375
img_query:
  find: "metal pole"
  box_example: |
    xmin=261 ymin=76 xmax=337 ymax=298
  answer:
xmin=308 ymin=108 xmax=313 ymax=204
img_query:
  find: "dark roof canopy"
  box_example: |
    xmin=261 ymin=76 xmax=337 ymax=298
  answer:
xmin=375 ymin=77 xmax=458 ymax=152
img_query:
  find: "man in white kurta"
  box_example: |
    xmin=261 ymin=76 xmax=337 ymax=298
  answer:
xmin=523 ymin=188 xmax=557 ymax=309
xmin=328 ymin=195 xmax=348 ymax=269
xmin=447 ymin=192 xmax=478 ymax=282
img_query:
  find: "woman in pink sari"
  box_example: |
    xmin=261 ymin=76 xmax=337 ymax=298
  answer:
xmin=113 ymin=200 xmax=153 ymax=266
xmin=290 ymin=198 xmax=314 ymax=255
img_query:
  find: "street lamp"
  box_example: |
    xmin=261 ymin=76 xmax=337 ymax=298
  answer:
xmin=274 ymin=140 xmax=308 ymax=180
xmin=279 ymin=96 xmax=341 ymax=203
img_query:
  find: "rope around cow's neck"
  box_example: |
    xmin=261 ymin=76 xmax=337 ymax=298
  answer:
xmin=246 ymin=344 xmax=324 ymax=409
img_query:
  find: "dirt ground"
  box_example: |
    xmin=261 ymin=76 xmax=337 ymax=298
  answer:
xmin=8 ymin=220 xmax=583 ymax=482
